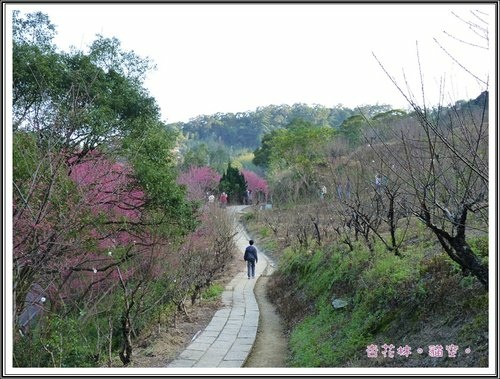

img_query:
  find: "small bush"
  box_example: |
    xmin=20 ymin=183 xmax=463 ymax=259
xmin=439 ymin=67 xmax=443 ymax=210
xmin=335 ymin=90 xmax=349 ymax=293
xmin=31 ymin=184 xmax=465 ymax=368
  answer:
xmin=201 ymin=283 xmax=224 ymax=300
xmin=14 ymin=315 xmax=96 ymax=368
xmin=259 ymin=226 xmax=271 ymax=238
xmin=469 ymin=235 xmax=488 ymax=265
xmin=241 ymin=211 xmax=255 ymax=223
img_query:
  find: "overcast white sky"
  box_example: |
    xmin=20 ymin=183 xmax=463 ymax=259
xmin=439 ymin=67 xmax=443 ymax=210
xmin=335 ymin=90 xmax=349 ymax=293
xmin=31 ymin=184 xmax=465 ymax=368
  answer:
xmin=8 ymin=3 xmax=495 ymax=124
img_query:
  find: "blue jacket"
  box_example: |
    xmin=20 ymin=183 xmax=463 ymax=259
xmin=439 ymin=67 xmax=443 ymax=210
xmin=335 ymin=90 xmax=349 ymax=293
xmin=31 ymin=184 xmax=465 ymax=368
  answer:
xmin=244 ymin=245 xmax=258 ymax=263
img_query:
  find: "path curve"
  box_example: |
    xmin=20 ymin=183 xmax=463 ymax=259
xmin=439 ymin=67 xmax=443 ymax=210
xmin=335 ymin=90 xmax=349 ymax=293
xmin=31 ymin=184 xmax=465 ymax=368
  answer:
xmin=167 ymin=206 xmax=269 ymax=368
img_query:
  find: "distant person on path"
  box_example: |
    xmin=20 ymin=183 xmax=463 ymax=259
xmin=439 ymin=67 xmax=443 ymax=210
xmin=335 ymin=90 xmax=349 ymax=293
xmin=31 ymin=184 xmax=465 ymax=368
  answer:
xmin=219 ymin=192 xmax=228 ymax=208
xmin=243 ymin=189 xmax=249 ymax=205
xmin=244 ymin=240 xmax=258 ymax=279
xmin=208 ymin=193 xmax=215 ymax=204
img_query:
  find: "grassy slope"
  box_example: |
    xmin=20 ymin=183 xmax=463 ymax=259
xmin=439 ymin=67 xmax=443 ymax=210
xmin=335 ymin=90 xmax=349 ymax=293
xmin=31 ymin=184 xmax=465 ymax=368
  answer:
xmin=242 ymin=209 xmax=488 ymax=368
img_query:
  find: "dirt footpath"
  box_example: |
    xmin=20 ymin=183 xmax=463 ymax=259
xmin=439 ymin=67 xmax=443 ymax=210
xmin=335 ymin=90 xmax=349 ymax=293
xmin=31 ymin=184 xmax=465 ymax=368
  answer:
xmin=129 ymin=205 xmax=288 ymax=368
xmin=244 ymin=266 xmax=287 ymax=367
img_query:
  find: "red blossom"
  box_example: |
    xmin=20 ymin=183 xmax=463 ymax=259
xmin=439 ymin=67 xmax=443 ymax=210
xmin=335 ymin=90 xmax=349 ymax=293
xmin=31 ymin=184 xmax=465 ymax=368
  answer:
xmin=241 ymin=169 xmax=269 ymax=196
xmin=177 ymin=166 xmax=221 ymax=201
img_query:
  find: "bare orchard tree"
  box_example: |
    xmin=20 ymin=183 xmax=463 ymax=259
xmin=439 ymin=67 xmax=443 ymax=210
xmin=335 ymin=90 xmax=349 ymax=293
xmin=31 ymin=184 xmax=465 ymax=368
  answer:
xmin=372 ymin=10 xmax=489 ymax=288
xmin=332 ymin=143 xmax=415 ymax=257
xmin=328 ymin=155 xmax=379 ymax=254
xmin=398 ymin=101 xmax=488 ymax=288
xmin=178 ymin=207 xmax=237 ymax=307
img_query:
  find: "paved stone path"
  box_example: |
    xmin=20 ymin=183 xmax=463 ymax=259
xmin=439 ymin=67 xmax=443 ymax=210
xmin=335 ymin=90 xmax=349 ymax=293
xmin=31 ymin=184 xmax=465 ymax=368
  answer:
xmin=167 ymin=206 xmax=269 ymax=368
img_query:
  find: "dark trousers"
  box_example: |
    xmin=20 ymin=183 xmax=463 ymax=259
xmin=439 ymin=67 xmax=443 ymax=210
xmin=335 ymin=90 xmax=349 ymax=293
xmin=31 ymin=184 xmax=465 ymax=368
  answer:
xmin=247 ymin=260 xmax=255 ymax=278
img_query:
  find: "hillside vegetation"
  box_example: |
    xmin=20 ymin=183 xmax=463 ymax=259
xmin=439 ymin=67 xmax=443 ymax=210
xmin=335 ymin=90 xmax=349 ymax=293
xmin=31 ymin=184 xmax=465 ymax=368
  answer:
xmin=243 ymin=205 xmax=488 ymax=367
xmin=171 ymin=103 xmax=395 ymax=174
xmin=239 ymin=91 xmax=489 ymax=367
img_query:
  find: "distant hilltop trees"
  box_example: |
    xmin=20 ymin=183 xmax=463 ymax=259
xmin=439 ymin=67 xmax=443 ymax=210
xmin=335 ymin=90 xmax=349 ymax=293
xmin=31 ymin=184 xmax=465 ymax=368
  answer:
xmin=169 ymin=92 xmax=487 ymax=152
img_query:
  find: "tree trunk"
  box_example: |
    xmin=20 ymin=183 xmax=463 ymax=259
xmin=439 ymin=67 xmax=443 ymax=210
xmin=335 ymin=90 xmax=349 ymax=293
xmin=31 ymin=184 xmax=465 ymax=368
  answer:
xmin=119 ymin=316 xmax=133 ymax=366
xmin=107 ymin=316 xmax=113 ymax=367
xmin=422 ymin=204 xmax=488 ymax=289
xmin=448 ymin=237 xmax=488 ymax=289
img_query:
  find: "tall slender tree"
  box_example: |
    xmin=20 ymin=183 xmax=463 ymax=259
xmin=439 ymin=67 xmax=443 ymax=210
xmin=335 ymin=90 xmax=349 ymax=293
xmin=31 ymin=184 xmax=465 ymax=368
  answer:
xmin=219 ymin=163 xmax=247 ymax=204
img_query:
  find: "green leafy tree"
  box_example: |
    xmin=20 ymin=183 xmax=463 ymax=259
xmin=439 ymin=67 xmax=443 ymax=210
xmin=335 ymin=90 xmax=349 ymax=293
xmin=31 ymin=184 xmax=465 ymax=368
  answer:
xmin=271 ymin=119 xmax=334 ymax=170
xmin=208 ymin=145 xmax=231 ymax=173
xmin=219 ymin=163 xmax=247 ymax=204
xmin=265 ymin=119 xmax=335 ymax=202
xmin=123 ymin=124 xmax=197 ymax=238
xmin=181 ymin=143 xmax=210 ymax=169
xmin=180 ymin=140 xmax=231 ymax=173
xmin=252 ymin=129 xmax=280 ymax=169
xmin=12 ymin=10 xmax=56 ymax=48
xmin=12 ymin=11 xmax=197 ymax=367
xmin=369 ymin=109 xmax=408 ymax=141
xmin=88 ymin=35 xmax=156 ymax=84
xmin=338 ymin=114 xmax=367 ymax=147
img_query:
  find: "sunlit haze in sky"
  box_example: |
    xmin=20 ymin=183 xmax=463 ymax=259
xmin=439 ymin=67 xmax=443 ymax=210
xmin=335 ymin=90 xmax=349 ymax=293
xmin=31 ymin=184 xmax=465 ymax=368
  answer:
xmin=8 ymin=3 xmax=495 ymax=123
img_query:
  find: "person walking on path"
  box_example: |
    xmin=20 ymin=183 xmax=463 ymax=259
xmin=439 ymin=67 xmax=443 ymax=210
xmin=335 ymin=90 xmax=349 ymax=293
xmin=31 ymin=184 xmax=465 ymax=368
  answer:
xmin=219 ymin=192 xmax=228 ymax=208
xmin=244 ymin=240 xmax=258 ymax=279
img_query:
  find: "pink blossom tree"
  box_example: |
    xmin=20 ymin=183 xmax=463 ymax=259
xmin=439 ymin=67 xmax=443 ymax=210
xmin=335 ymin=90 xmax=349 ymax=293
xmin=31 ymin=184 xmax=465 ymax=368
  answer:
xmin=177 ymin=166 xmax=221 ymax=202
xmin=11 ymin=15 xmax=199 ymax=366
xmin=241 ymin=169 xmax=269 ymax=203
xmin=13 ymin=143 xmax=181 ymax=365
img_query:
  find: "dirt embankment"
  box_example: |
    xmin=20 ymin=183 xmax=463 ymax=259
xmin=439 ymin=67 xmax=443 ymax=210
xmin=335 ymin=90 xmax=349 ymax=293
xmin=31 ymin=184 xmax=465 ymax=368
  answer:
xmin=244 ymin=269 xmax=287 ymax=367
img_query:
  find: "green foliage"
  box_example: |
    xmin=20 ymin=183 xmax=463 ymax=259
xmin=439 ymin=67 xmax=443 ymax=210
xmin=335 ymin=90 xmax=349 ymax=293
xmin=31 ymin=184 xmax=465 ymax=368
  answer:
xmin=469 ymin=235 xmax=488 ymax=261
xmin=123 ymin=124 xmax=197 ymax=237
xmin=181 ymin=143 xmax=211 ymax=169
xmin=270 ymin=119 xmax=335 ymax=172
xmin=232 ymin=150 xmax=257 ymax=171
xmin=12 ymin=44 xmax=64 ymax=129
xmin=241 ymin=211 xmax=255 ymax=223
xmin=357 ymin=251 xmax=420 ymax=311
xmin=12 ymin=131 xmax=81 ymax=229
xmin=288 ymin=299 xmax=374 ymax=367
xmin=12 ymin=12 xmax=198 ymax=368
xmin=88 ymin=35 xmax=156 ymax=84
xmin=174 ymin=104 xmax=355 ymax=151
xmin=12 ymin=131 xmax=39 ymax=182
xmin=218 ymin=162 xmax=247 ymax=204
xmin=339 ymin=114 xmax=367 ymax=147
xmin=259 ymin=226 xmax=271 ymax=238
xmin=262 ymin=239 xmax=278 ymax=253
xmin=288 ymin=308 xmax=338 ymax=367
xmin=253 ymin=129 xmax=280 ymax=169
xmin=180 ymin=140 xmax=231 ymax=173
xmin=14 ymin=315 xmax=96 ymax=367
xmin=201 ymin=283 xmax=224 ymax=300
xmin=458 ymin=292 xmax=488 ymax=364
xmin=13 ymin=10 xmax=56 ymax=49
xmin=257 ymin=119 xmax=336 ymax=202
xmin=260 ymin=118 xmax=326 ymax=178
xmin=13 ymin=10 xmax=161 ymax=149
xmin=280 ymin=238 xmax=488 ymax=367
